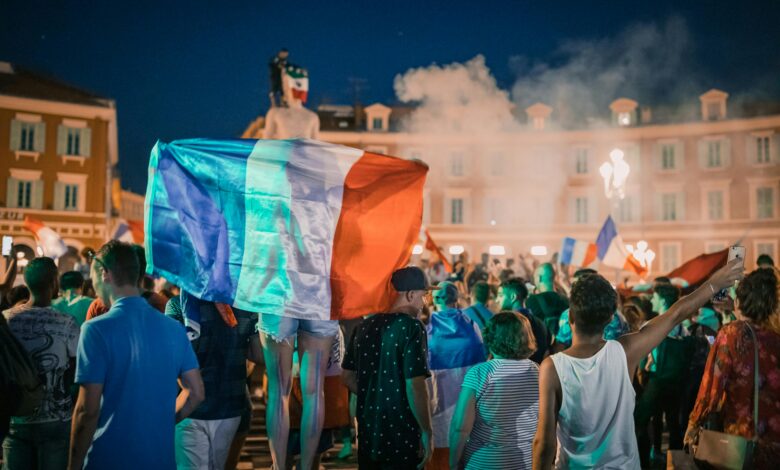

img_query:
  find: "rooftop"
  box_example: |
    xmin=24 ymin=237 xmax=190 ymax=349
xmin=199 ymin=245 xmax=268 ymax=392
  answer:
xmin=0 ymin=61 xmax=112 ymax=108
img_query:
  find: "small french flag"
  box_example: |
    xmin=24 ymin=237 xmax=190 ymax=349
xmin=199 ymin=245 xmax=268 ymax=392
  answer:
xmin=23 ymin=216 xmax=67 ymax=258
xmin=596 ymin=216 xmax=647 ymax=276
xmin=559 ymin=237 xmax=598 ymax=268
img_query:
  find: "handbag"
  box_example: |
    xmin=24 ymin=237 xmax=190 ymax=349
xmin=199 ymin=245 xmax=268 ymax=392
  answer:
xmin=693 ymin=322 xmax=759 ymax=470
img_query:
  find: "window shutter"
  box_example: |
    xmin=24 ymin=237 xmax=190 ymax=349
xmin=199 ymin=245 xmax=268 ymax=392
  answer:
xmin=678 ymin=192 xmax=687 ymax=221
xmin=6 ymin=178 xmax=17 ymax=207
xmin=746 ymin=136 xmax=757 ymax=164
xmin=655 ymin=144 xmax=663 ymax=170
xmin=722 ymin=138 xmax=731 ymax=167
xmin=81 ymin=127 xmax=92 ymax=157
xmin=773 ymin=135 xmax=780 ymax=164
xmin=57 ymin=125 xmax=69 ymax=155
xmin=655 ymin=194 xmax=663 ymax=221
xmin=676 ymin=141 xmax=685 ymax=170
xmin=9 ymin=120 xmax=21 ymax=151
xmin=34 ymin=122 xmax=46 ymax=152
xmin=53 ymin=182 xmax=65 ymax=211
xmin=31 ymin=180 xmax=44 ymax=209
xmin=698 ymin=140 xmax=706 ymax=168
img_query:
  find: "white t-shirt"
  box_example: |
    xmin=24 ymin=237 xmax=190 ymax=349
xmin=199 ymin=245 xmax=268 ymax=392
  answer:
xmin=551 ymin=340 xmax=640 ymax=469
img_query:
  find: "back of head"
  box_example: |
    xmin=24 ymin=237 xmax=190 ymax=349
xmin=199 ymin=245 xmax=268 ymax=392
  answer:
xmin=569 ymin=274 xmax=616 ymax=336
xmin=131 ymin=244 xmax=147 ymax=287
xmin=654 ymin=283 xmax=680 ymax=310
xmin=24 ymin=257 xmax=58 ymax=297
xmin=96 ymin=240 xmax=140 ymax=287
xmin=573 ymin=268 xmax=597 ymax=282
xmin=535 ymin=263 xmax=555 ymax=285
xmin=484 ymin=311 xmax=537 ymax=359
xmin=736 ymin=268 xmax=778 ymax=325
xmin=756 ymin=254 xmax=775 ymax=268
xmin=501 ymin=277 xmax=529 ymax=305
xmin=472 ymin=281 xmax=490 ymax=304
xmin=59 ymin=271 xmax=85 ymax=292
xmin=6 ymin=285 xmax=30 ymax=306
xmin=433 ymin=281 xmax=459 ymax=308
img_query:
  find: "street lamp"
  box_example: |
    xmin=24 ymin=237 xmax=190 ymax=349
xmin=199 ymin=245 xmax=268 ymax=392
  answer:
xmin=626 ymin=240 xmax=656 ymax=274
xmin=599 ymin=149 xmax=630 ymax=200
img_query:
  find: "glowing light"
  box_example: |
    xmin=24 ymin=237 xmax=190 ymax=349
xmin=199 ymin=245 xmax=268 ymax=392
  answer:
xmin=490 ymin=219 xmax=497 ymax=226
xmin=600 ymin=148 xmax=631 ymax=199
xmin=531 ymin=245 xmax=548 ymax=256
xmin=412 ymin=244 xmax=424 ymax=255
xmin=18 ymin=259 xmax=28 ymax=268
xmin=637 ymin=240 xmax=648 ymax=252
xmin=618 ymin=112 xmax=631 ymax=126
xmin=488 ymin=245 xmax=506 ymax=256
xmin=16 ymin=251 xmax=24 ymax=259
xmin=449 ymin=245 xmax=465 ymax=255
xmin=36 ymin=246 xmax=43 ymax=256
xmin=628 ymin=240 xmax=656 ymax=272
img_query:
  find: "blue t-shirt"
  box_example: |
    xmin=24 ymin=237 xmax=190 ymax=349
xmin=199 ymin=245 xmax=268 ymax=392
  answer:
xmin=463 ymin=302 xmax=493 ymax=331
xmin=76 ymin=296 xmax=199 ymax=470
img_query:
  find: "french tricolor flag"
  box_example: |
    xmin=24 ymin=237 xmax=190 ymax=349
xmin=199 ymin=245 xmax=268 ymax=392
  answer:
xmin=145 ymin=138 xmax=428 ymax=320
xmin=559 ymin=237 xmax=598 ymax=268
xmin=23 ymin=216 xmax=67 ymax=258
xmin=596 ymin=216 xmax=647 ymax=276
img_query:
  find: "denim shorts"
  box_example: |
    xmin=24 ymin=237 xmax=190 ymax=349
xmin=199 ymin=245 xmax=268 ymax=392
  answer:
xmin=257 ymin=313 xmax=339 ymax=342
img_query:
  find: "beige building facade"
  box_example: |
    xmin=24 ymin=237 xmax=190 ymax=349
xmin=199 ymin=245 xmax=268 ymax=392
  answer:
xmin=0 ymin=61 xmax=117 ymax=268
xmin=264 ymin=89 xmax=780 ymax=276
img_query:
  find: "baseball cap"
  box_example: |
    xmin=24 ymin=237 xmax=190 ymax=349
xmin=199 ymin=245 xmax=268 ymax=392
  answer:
xmin=391 ymin=266 xmax=439 ymax=292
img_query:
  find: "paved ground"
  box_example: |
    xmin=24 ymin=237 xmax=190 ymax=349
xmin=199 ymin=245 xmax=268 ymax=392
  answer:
xmin=237 ymin=393 xmax=358 ymax=470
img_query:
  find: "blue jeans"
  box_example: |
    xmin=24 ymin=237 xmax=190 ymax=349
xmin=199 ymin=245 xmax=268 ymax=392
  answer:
xmin=2 ymin=420 xmax=70 ymax=470
xmin=257 ymin=313 xmax=338 ymax=343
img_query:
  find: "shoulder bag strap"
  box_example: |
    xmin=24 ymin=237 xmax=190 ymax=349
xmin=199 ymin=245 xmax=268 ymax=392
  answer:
xmin=744 ymin=322 xmax=760 ymax=440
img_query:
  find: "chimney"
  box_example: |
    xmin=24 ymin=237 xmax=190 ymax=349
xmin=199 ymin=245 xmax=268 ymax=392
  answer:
xmin=640 ymin=107 xmax=652 ymax=124
xmin=525 ymin=102 xmax=553 ymax=130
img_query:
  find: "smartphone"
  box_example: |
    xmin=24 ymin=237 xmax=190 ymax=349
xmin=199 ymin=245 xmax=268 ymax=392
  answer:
xmin=1 ymin=235 xmax=12 ymax=257
xmin=714 ymin=245 xmax=744 ymax=300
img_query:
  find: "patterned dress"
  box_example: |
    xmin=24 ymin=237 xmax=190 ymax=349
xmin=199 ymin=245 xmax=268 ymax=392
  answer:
xmin=687 ymin=321 xmax=780 ymax=469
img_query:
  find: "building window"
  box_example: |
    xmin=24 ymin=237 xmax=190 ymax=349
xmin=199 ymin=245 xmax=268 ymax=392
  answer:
xmin=706 ymin=103 xmax=721 ymax=121
xmin=574 ymin=197 xmax=588 ymax=224
xmin=64 ymin=184 xmax=79 ymax=211
xmin=10 ymin=120 xmax=45 ymax=153
xmin=57 ymin=125 xmax=92 ymax=157
xmin=756 ymin=136 xmax=771 ymax=164
xmin=489 ymin=153 xmax=505 ymax=176
xmin=661 ymin=243 xmax=681 ymax=273
xmin=707 ymin=141 xmax=722 ymax=168
xmin=450 ymin=152 xmax=465 ymax=177
xmin=661 ymin=193 xmax=677 ymax=221
xmin=705 ymin=242 xmax=726 ymax=254
xmin=451 ymin=198 xmax=464 ymax=224
xmin=757 ymin=187 xmax=775 ymax=219
xmin=661 ymin=144 xmax=676 ymax=170
xmin=755 ymin=241 xmax=777 ymax=264
xmin=575 ymin=148 xmax=589 ymax=174
xmin=6 ymin=177 xmax=43 ymax=209
xmin=617 ymin=112 xmax=631 ymax=126
xmin=617 ymin=196 xmax=634 ymax=223
xmin=707 ymin=190 xmax=724 ymax=220
xmin=372 ymin=117 xmax=383 ymax=130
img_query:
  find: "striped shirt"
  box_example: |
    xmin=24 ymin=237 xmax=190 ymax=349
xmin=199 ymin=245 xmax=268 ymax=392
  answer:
xmin=461 ymin=359 xmax=539 ymax=470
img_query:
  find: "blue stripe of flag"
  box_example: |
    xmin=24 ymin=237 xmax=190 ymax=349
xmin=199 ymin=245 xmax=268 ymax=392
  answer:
xmin=596 ymin=215 xmax=617 ymax=260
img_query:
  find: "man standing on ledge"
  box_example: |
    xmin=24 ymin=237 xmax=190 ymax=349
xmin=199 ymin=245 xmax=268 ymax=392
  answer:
xmin=68 ymin=241 xmax=204 ymax=470
xmin=342 ymin=267 xmax=434 ymax=470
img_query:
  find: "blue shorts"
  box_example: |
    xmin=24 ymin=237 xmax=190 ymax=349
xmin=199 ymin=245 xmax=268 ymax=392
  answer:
xmin=257 ymin=313 xmax=339 ymax=342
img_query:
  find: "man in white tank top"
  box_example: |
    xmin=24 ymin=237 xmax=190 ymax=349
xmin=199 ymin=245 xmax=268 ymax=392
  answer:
xmin=532 ymin=260 xmax=743 ymax=469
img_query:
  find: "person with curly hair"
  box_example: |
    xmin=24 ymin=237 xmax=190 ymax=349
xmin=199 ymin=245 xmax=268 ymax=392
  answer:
xmin=685 ymin=267 xmax=780 ymax=469
xmin=533 ymin=260 xmax=742 ymax=469
xmin=449 ymin=311 xmax=539 ymax=469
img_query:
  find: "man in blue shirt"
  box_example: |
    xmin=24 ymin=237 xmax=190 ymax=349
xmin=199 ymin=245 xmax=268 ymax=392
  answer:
xmin=463 ymin=281 xmax=493 ymax=331
xmin=69 ymin=241 xmax=204 ymax=470
xmin=496 ymin=278 xmax=551 ymax=364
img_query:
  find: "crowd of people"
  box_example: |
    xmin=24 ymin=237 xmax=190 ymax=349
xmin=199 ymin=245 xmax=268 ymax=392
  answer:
xmin=1 ymin=241 xmax=779 ymax=470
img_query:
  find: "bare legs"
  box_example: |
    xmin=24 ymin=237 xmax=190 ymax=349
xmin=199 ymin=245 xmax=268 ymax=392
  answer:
xmin=297 ymin=332 xmax=333 ymax=470
xmin=261 ymin=332 xmax=333 ymax=470
xmin=260 ymin=334 xmax=294 ymax=470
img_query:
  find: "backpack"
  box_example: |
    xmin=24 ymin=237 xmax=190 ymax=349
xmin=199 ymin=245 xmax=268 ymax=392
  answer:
xmin=0 ymin=318 xmax=44 ymax=416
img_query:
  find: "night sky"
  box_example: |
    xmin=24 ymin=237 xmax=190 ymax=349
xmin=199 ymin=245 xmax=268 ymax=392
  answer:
xmin=2 ymin=0 xmax=779 ymax=194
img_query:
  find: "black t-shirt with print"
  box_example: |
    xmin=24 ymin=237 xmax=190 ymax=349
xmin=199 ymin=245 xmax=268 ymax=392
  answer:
xmin=343 ymin=313 xmax=430 ymax=463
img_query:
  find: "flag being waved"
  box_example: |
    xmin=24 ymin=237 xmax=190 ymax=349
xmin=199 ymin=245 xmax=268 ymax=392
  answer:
xmin=424 ymin=229 xmax=452 ymax=273
xmin=23 ymin=216 xmax=67 ymax=258
xmin=559 ymin=237 xmax=598 ymax=268
xmin=111 ymin=219 xmax=145 ymax=244
xmin=595 ymin=216 xmax=647 ymax=276
xmin=145 ymin=138 xmax=428 ymax=320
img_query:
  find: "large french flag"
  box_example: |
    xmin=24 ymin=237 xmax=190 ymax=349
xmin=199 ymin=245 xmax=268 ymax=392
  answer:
xmin=144 ymin=138 xmax=428 ymax=320
xmin=596 ymin=216 xmax=647 ymax=276
xmin=559 ymin=237 xmax=598 ymax=268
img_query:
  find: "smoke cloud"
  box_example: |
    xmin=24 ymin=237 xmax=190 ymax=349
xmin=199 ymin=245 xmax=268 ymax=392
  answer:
xmin=393 ymin=55 xmax=518 ymax=133
xmin=510 ymin=16 xmax=701 ymax=127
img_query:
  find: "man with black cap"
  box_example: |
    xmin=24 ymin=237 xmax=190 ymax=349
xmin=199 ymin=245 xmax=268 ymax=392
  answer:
xmin=342 ymin=266 xmax=434 ymax=470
